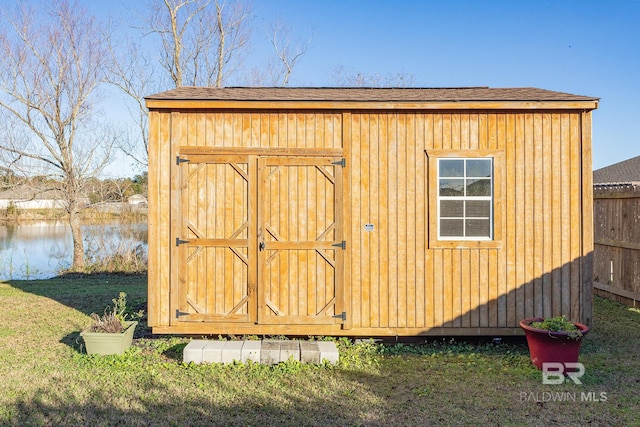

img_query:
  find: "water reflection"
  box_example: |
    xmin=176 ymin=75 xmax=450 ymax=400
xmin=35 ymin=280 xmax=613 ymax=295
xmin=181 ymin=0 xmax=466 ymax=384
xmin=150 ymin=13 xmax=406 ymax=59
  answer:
xmin=0 ymin=221 xmax=148 ymax=280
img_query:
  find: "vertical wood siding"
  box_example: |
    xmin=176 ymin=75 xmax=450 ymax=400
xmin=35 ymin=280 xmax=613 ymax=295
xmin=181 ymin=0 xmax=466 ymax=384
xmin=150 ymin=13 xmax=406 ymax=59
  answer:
xmin=175 ymin=111 xmax=343 ymax=149
xmin=147 ymin=111 xmax=171 ymax=327
xmin=346 ymin=111 xmax=589 ymax=330
xmin=148 ymin=107 xmax=592 ymax=333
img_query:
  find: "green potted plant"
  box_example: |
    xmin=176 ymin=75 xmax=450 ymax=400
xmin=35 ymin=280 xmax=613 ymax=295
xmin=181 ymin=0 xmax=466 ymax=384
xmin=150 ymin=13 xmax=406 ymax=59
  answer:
xmin=81 ymin=292 xmax=142 ymax=355
xmin=519 ymin=315 xmax=589 ymax=370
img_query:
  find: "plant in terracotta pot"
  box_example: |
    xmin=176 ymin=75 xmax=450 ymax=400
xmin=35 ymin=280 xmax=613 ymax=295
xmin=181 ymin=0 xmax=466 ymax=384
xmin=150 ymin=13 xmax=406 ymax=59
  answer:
xmin=81 ymin=292 xmax=142 ymax=355
xmin=519 ymin=315 xmax=589 ymax=370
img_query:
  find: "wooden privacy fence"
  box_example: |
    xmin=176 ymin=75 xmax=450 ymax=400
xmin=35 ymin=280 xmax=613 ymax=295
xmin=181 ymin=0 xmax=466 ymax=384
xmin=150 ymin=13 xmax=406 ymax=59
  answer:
xmin=593 ymin=183 xmax=640 ymax=307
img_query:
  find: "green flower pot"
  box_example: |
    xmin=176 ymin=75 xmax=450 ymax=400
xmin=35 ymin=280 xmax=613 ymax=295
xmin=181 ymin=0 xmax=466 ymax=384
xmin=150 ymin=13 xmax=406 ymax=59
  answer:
xmin=81 ymin=321 xmax=138 ymax=355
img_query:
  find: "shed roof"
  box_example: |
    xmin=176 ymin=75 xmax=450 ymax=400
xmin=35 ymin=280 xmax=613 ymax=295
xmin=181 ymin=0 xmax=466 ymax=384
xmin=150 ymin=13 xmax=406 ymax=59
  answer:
xmin=593 ymin=155 xmax=640 ymax=184
xmin=145 ymin=87 xmax=598 ymax=111
xmin=146 ymin=86 xmax=598 ymax=102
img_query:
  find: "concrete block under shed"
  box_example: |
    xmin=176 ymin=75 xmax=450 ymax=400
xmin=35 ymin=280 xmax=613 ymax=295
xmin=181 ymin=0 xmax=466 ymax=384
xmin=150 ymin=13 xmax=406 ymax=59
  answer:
xmin=221 ymin=340 xmax=243 ymax=364
xmin=184 ymin=339 xmax=339 ymax=365
xmin=183 ymin=340 xmax=208 ymax=364
xmin=202 ymin=340 xmax=225 ymax=363
xmin=241 ymin=340 xmax=261 ymax=363
xmin=317 ymin=341 xmax=340 ymax=364
xmin=299 ymin=341 xmax=320 ymax=364
xmin=260 ymin=340 xmax=281 ymax=365
xmin=279 ymin=340 xmax=300 ymax=362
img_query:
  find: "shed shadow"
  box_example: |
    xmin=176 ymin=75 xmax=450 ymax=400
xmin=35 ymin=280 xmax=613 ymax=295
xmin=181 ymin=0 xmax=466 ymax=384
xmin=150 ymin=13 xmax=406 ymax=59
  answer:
xmin=413 ymin=254 xmax=593 ymax=349
xmin=5 ymin=272 xmax=148 ymax=318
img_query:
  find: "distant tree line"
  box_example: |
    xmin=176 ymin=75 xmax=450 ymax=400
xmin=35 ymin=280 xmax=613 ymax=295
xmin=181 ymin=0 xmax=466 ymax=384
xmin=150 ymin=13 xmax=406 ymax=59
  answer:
xmin=0 ymin=172 xmax=148 ymax=204
xmin=85 ymin=173 xmax=148 ymax=205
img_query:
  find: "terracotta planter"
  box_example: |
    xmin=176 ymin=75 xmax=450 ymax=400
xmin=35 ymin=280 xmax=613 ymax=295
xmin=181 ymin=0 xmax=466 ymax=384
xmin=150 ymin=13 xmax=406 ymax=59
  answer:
xmin=519 ymin=318 xmax=589 ymax=370
xmin=81 ymin=321 xmax=138 ymax=355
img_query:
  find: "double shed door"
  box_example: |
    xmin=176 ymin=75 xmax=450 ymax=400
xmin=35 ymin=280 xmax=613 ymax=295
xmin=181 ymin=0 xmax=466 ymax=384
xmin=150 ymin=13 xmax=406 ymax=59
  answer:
xmin=172 ymin=150 xmax=345 ymax=326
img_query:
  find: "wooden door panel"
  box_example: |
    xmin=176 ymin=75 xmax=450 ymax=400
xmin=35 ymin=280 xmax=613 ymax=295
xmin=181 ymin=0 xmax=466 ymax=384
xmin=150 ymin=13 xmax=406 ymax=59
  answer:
xmin=175 ymin=156 xmax=252 ymax=323
xmin=173 ymin=153 xmax=344 ymax=326
xmin=263 ymin=249 xmax=337 ymax=321
xmin=258 ymin=157 xmax=344 ymax=325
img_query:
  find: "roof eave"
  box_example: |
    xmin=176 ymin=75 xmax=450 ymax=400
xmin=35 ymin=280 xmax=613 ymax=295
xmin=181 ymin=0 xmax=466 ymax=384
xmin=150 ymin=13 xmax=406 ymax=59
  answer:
xmin=593 ymin=181 xmax=640 ymax=197
xmin=145 ymin=98 xmax=598 ymax=111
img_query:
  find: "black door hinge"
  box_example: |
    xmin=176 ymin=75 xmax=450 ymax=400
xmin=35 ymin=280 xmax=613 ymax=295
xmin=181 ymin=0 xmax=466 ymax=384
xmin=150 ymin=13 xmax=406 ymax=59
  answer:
xmin=332 ymin=158 xmax=346 ymax=167
xmin=332 ymin=240 xmax=346 ymax=250
xmin=333 ymin=311 xmax=347 ymax=321
xmin=176 ymin=156 xmax=190 ymax=165
xmin=176 ymin=237 xmax=190 ymax=246
xmin=176 ymin=309 xmax=189 ymax=318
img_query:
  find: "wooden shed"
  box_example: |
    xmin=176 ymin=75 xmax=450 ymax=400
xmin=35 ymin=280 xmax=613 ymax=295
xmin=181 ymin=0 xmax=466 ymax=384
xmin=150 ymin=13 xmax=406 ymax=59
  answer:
xmin=145 ymin=87 xmax=598 ymax=336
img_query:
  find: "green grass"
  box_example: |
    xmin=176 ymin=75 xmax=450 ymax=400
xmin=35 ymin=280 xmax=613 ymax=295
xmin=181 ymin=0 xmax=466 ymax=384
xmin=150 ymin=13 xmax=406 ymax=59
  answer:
xmin=1 ymin=275 xmax=639 ymax=426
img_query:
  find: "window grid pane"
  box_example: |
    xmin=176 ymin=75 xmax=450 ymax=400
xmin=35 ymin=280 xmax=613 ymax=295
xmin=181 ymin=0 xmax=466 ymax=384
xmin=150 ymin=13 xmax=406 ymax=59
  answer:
xmin=438 ymin=158 xmax=493 ymax=240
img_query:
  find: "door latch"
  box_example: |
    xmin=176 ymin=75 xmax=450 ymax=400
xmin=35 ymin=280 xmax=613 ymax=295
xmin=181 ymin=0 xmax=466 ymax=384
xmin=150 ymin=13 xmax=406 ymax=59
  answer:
xmin=259 ymin=241 xmax=265 ymax=251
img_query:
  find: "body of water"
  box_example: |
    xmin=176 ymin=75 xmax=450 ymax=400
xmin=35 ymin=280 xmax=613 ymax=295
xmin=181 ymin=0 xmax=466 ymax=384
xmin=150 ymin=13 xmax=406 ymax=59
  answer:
xmin=0 ymin=221 xmax=148 ymax=280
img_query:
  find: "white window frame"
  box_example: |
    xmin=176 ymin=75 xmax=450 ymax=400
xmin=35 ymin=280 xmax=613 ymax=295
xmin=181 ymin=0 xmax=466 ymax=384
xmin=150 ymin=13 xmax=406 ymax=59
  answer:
xmin=437 ymin=157 xmax=494 ymax=241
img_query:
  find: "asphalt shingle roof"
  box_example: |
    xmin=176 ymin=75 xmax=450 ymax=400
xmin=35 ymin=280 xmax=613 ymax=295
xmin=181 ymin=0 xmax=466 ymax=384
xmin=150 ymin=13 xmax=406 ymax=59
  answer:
xmin=593 ymin=155 xmax=640 ymax=184
xmin=146 ymin=87 xmax=598 ymax=102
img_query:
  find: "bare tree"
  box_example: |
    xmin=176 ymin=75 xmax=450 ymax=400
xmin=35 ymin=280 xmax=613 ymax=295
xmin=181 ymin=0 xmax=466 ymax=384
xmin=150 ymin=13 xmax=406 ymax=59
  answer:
xmin=244 ymin=21 xmax=314 ymax=87
xmin=86 ymin=178 xmax=134 ymax=205
xmin=0 ymin=0 xmax=115 ymax=271
xmin=267 ymin=21 xmax=314 ymax=87
xmin=147 ymin=0 xmax=252 ymax=87
xmin=331 ymin=66 xmax=416 ymax=87
xmin=109 ymin=0 xmax=313 ymax=168
xmin=106 ymin=0 xmax=253 ymax=167
xmin=105 ymin=38 xmax=154 ymax=167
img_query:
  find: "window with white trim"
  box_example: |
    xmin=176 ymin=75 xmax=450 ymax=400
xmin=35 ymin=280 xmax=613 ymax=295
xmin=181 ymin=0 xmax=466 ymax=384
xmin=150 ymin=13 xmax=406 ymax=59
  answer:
xmin=437 ymin=158 xmax=493 ymax=240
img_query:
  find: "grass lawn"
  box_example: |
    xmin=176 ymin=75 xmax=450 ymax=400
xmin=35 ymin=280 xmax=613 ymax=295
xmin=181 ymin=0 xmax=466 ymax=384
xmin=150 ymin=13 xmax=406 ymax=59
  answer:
xmin=0 ymin=274 xmax=638 ymax=426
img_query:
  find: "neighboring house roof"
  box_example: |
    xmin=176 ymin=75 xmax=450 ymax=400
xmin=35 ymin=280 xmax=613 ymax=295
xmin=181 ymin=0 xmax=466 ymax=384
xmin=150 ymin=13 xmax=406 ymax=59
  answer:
xmin=146 ymin=86 xmax=599 ymax=103
xmin=593 ymin=155 xmax=640 ymax=185
xmin=593 ymin=182 xmax=640 ymax=192
xmin=0 ymin=185 xmax=64 ymax=201
xmin=593 ymin=155 xmax=640 ymax=195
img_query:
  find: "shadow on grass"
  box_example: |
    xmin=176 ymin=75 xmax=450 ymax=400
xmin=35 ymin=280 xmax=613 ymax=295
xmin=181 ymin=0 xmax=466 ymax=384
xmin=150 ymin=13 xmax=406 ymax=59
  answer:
xmin=162 ymin=343 xmax=188 ymax=361
xmin=60 ymin=331 xmax=85 ymax=354
xmin=6 ymin=332 xmax=631 ymax=427
xmin=5 ymin=369 xmax=385 ymax=427
xmin=7 ymin=273 xmax=152 ymax=350
xmin=2 ymin=297 xmax=639 ymax=425
xmin=6 ymin=272 xmax=147 ymax=317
